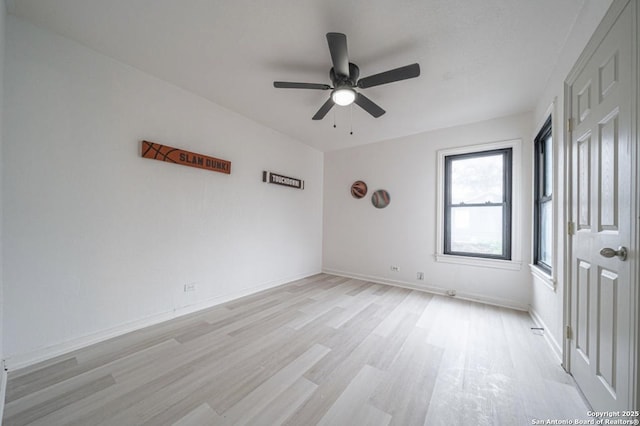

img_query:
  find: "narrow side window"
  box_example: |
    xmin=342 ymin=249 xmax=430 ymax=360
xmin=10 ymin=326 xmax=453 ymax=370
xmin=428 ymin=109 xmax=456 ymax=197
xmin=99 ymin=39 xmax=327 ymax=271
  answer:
xmin=534 ymin=116 xmax=553 ymax=273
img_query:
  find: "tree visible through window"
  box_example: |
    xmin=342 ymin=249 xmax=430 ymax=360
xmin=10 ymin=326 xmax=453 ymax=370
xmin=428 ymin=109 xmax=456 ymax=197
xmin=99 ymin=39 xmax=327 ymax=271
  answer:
xmin=444 ymin=148 xmax=512 ymax=260
xmin=534 ymin=116 xmax=552 ymax=272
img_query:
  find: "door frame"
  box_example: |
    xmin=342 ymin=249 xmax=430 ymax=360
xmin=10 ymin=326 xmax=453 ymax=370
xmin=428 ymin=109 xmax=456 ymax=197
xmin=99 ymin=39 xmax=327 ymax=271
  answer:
xmin=562 ymin=0 xmax=639 ymax=410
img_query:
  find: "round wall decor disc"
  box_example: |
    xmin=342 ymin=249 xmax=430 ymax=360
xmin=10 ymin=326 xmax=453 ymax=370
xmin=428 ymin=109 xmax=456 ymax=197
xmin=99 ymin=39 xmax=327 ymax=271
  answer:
xmin=350 ymin=180 xmax=368 ymax=199
xmin=371 ymin=189 xmax=390 ymax=208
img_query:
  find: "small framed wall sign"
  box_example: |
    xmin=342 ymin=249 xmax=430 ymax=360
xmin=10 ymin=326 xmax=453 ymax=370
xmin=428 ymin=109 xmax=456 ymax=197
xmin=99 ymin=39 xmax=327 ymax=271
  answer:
xmin=263 ymin=171 xmax=304 ymax=190
xmin=141 ymin=140 xmax=231 ymax=174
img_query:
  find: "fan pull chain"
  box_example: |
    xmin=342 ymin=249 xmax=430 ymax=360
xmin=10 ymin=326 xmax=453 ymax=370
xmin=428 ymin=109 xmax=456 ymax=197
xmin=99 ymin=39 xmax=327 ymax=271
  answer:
xmin=350 ymin=104 xmax=353 ymax=135
xmin=333 ymin=109 xmax=336 ymax=128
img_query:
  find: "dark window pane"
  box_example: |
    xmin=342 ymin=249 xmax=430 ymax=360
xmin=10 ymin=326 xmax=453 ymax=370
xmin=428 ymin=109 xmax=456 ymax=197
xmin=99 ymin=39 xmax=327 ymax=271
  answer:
xmin=450 ymin=206 xmax=503 ymax=255
xmin=451 ymin=154 xmax=504 ymax=204
xmin=540 ymin=200 xmax=552 ymax=266
xmin=544 ymin=135 xmax=553 ymax=197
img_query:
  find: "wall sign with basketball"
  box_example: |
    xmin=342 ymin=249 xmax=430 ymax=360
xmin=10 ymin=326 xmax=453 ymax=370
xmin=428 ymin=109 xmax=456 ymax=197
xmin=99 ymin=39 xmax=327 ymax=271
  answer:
xmin=371 ymin=189 xmax=391 ymax=209
xmin=141 ymin=140 xmax=231 ymax=174
xmin=350 ymin=180 xmax=368 ymax=199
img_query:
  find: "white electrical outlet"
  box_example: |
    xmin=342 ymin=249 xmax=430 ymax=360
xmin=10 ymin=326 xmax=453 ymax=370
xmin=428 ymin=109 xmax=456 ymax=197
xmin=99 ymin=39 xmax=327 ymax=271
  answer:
xmin=446 ymin=289 xmax=456 ymax=297
xmin=417 ymin=272 xmax=424 ymax=280
xmin=184 ymin=283 xmax=196 ymax=292
xmin=390 ymin=265 xmax=400 ymax=272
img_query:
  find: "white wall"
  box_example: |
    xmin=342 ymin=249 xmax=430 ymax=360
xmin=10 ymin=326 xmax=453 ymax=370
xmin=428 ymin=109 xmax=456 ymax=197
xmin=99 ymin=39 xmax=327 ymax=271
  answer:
xmin=323 ymin=112 xmax=533 ymax=310
xmin=530 ymin=0 xmax=613 ymax=359
xmin=3 ymin=16 xmax=323 ymax=367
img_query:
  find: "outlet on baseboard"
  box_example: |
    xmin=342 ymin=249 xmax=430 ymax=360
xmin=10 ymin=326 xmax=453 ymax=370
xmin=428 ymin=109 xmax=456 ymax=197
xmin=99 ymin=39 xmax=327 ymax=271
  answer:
xmin=446 ymin=289 xmax=456 ymax=297
xmin=390 ymin=265 xmax=400 ymax=272
xmin=184 ymin=283 xmax=196 ymax=292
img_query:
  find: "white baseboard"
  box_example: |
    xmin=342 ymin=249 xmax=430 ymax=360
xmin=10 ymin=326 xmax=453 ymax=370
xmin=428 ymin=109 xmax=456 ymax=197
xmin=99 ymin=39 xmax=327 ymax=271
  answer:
xmin=529 ymin=307 xmax=563 ymax=363
xmin=4 ymin=270 xmax=320 ymax=371
xmin=322 ymin=268 xmax=529 ymax=312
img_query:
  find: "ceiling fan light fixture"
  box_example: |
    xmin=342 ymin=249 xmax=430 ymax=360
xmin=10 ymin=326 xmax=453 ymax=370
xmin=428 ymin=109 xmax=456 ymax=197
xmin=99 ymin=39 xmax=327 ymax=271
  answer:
xmin=331 ymin=87 xmax=356 ymax=106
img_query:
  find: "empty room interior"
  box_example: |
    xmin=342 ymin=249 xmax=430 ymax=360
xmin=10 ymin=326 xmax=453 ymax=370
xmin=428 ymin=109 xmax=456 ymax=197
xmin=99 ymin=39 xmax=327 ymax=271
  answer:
xmin=0 ymin=0 xmax=639 ymax=425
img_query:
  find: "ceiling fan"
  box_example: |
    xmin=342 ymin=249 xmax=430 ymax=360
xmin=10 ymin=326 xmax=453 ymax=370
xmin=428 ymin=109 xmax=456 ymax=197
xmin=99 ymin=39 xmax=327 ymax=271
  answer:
xmin=273 ymin=33 xmax=420 ymax=120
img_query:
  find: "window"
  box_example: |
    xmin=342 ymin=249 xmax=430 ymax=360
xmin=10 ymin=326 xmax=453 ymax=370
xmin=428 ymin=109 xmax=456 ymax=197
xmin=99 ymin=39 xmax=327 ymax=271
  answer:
xmin=444 ymin=148 xmax=512 ymax=260
xmin=534 ymin=116 xmax=552 ymax=273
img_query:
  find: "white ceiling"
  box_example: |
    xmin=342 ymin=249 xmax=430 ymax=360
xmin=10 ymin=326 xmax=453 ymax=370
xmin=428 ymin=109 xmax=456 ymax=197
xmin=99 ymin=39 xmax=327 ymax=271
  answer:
xmin=8 ymin=0 xmax=586 ymax=152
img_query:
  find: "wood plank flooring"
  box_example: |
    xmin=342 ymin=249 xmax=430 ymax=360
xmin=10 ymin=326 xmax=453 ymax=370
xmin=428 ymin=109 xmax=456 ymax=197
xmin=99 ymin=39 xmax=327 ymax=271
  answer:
xmin=3 ymin=274 xmax=591 ymax=425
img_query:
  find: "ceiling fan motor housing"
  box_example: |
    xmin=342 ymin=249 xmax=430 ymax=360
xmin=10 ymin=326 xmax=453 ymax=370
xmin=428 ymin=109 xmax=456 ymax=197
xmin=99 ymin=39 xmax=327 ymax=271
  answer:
xmin=330 ymin=63 xmax=360 ymax=88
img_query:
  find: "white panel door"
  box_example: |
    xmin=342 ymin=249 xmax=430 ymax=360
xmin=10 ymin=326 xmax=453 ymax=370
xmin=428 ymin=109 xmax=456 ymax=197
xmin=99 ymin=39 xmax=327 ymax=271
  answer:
xmin=568 ymin=1 xmax=634 ymax=411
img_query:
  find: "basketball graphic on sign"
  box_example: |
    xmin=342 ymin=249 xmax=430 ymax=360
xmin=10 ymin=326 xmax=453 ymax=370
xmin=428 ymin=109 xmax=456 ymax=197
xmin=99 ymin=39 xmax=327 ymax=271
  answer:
xmin=350 ymin=181 xmax=368 ymax=199
xmin=371 ymin=189 xmax=390 ymax=208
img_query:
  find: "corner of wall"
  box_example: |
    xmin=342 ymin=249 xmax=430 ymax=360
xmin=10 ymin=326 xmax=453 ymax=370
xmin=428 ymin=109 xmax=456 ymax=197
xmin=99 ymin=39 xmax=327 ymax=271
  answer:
xmin=529 ymin=306 xmax=563 ymax=364
xmin=529 ymin=0 xmax=614 ymax=368
xmin=0 ymin=0 xmax=6 ymax=417
xmin=0 ymin=361 xmax=7 ymax=422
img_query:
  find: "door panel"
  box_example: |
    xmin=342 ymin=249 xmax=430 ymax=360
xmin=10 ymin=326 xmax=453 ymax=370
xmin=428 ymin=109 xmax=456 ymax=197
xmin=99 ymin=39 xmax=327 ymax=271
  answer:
xmin=596 ymin=267 xmax=617 ymax=397
xmin=576 ymin=260 xmax=590 ymax=362
xmin=577 ymin=136 xmax=591 ymax=230
xmin=598 ymin=112 xmax=618 ymax=231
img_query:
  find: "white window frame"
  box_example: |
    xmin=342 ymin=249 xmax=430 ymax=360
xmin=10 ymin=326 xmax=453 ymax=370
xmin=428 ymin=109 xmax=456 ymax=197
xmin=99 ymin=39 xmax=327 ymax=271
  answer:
xmin=435 ymin=139 xmax=523 ymax=271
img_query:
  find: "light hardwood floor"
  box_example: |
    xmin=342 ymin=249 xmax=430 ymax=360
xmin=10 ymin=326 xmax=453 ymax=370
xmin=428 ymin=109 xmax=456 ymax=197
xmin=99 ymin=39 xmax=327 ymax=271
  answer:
xmin=3 ymin=274 xmax=590 ymax=425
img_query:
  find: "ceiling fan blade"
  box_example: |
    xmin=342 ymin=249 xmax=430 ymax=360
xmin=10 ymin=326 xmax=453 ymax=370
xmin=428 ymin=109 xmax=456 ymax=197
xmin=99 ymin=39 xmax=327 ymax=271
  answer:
xmin=354 ymin=93 xmax=385 ymax=118
xmin=312 ymin=98 xmax=335 ymax=120
xmin=326 ymin=33 xmax=349 ymax=77
xmin=357 ymin=63 xmax=420 ymax=89
xmin=274 ymin=82 xmax=331 ymax=90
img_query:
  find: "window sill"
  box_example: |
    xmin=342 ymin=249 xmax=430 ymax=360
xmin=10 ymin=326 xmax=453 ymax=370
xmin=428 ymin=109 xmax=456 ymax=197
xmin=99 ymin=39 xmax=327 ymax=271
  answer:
xmin=435 ymin=254 xmax=522 ymax=271
xmin=529 ymin=264 xmax=556 ymax=291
